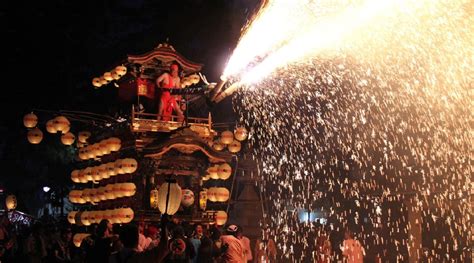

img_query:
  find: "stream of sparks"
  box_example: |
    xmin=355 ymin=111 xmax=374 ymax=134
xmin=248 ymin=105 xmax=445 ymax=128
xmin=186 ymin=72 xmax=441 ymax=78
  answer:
xmin=226 ymin=0 xmax=473 ymax=261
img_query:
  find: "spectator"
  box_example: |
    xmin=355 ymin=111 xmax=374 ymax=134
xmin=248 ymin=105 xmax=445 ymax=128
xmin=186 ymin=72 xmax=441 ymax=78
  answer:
xmin=220 ymin=224 xmax=245 ymax=263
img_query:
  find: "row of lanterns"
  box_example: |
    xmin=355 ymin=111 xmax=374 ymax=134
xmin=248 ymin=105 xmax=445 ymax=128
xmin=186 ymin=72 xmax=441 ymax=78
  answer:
xmin=70 ymin=158 xmax=138 ymax=183
xmin=67 ymin=207 xmax=134 ymax=226
xmin=210 ymin=127 xmax=248 ymax=153
xmin=69 ymin=183 xmax=136 ymax=204
xmin=206 ymin=187 xmax=230 ymax=202
xmin=78 ymin=137 xmax=122 ymax=160
xmin=180 ymin=74 xmax=200 ymax=88
xmin=203 ymin=163 xmax=232 ymax=181
xmin=92 ymin=65 xmax=127 ymax=88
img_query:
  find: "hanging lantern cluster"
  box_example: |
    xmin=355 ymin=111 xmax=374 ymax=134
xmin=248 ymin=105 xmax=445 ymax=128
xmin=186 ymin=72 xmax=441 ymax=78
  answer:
xmin=23 ymin=113 xmax=82 ymax=145
xmin=5 ymin=195 xmax=17 ymax=210
xmin=157 ymin=180 xmax=182 ymax=215
xmin=203 ymin=163 xmax=232 ymax=181
xmin=23 ymin=112 xmax=38 ymax=128
xmin=180 ymin=73 xmax=201 ymax=88
xmin=70 ymin=158 xmax=137 ymax=183
xmin=209 ymin=127 xmax=248 ymax=153
xmin=206 ymin=187 xmax=230 ymax=202
xmin=68 ymin=207 xmax=134 ymax=226
xmin=78 ymin=137 xmax=122 ymax=160
xmin=23 ymin=112 xmax=42 ymax=144
xmin=92 ymin=65 xmax=127 ymax=89
xmin=181 ymin=189 xmax=195 ymax=207
xmin=68 ymin=183 xmax=136 ymax=204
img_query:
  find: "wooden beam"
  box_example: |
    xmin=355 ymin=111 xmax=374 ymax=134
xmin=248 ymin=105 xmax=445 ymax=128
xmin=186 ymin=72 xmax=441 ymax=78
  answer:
xmin=155 ymin=169 xmax=199 ymax=176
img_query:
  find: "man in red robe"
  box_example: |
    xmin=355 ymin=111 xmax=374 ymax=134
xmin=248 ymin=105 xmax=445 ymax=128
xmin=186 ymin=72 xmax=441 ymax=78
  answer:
xmin=156 ymin=64 xmax=184 ymax=121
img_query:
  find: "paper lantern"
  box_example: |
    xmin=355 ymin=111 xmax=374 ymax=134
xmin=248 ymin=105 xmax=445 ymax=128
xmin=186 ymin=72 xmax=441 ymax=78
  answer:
xmin=90 ymin=188 xmax=101 ymax=203
xmin=95 ymin=210 xmax=104 ymax=223
xmin=202 ymin=174 xmax=210 ymax=181
xmin=88 ymin=211 xmax=97 ymax=224
xmin=78 ymin=131 xmax=91 ymax=143
xmin=5 ymin=195 xmax=17 ymax=210
xmin=217 ymin=163 xmax=232 ymax=180
xmin=82 ymin=189 xmax=92 ymax=202
xmin=158 ymin=180 xmax=182 ymax=215
xmin=78 ymin=148 xmax=87 ymax=160
xmin=27 ymin=128 xmax=43 ymax=144
xmin=91 ymin=166 xmax=101 ymax=181
xmin=114 ymin=159 xmax=125 ymax=174
xmin=181 ymin=189 xmax=195 ymax=207
xmin=107 ymin=137 xmax=121 ymax=152
xmin=53 ymin=116 xmax=70 ymax=134
xmin=74 ymin=212 xmax=84 ymax=226
xmin=73 ymin=233 xmax=90 ymax=247
xmin=83 ymin=167 xmax=93 ymax=181
xmin=98 ymin=164 xmax=109 ymax=180
xmin=99 ymin=76 xmax=108 ymax=85
xmin=120 ymin=208 xmax=134 ymax=224
xmin=76 ymin=193 xmax=86 ymax=204
xmin=80 ymin=211 xmax=91 ymax=226
xmin=46 ymin=120 xmax=57 ymax=134
xmin=102 ymin=210 xmax=113 ymax=222
xmin=106 ymin=162 xmax=117 ymax=177
xmin=96 ymin=187 xmax=106 ymax=201
xmin=121 ymin=158 xmax=138 ymax=174
xmin=99 ymin=140 xmax=111 ymax=155
xmin=78 ymin=170 xmax=88 ymax=184
xmin=113 ymin=184 xmax=125 ymax=198
xmin=104 ymin=184 xmax=116 ymax=200
xmin=111 ymin=70 xmax=120 ymax=80
xmin=115 ymin=65 xmax=127 ymax=76
xmin=212 ymin=141 xmax=225 ymax=151
xmin=234 ymin=127 xmax=248 ymax=141
xmin=110 ymin=209 xmax=121 ymax=224
xmin=71 ymin=170 xmax=80 ymax=183
xmin=90 ymin=144 xmax=102 ymax=158
xmin=103 ymin=72 xmax=113 ymax=81
xmin=199 ymin=190 xmax=207 ymax=210
xmin=228 ymin=140 xmax=241 ymax=153
xmin=121 ymin=183 xmax=136 ymax=197
xmin=190 ymin=74 xmax=200 ymax=84
xmin=215 ymin=211 xmax=228 ymax=226
xmin=23 ymin=113 xmax=38 ymax=128
xmin=207 ymin=187 xmax=217 ymax=202
xmin=181 ymin=77 xmax=192 ymax=87
xmin=85 ymin=146 xmax=96 ymax=159
xmin=150 ymin=189 xmax=159 ymax=208
xmin=61 ymin=132 xmax=75 ymax=145
xmin=67 ymin=211 xmax=77 ymax=224
xmin=220 ymin=131 xmax=234 ymax=145
xmin=69 ymin=190 xmax=82 ymax=203
xmin=92 ymin=77 xmax=102 ymax=88
xmin=215 ymin=188 xmax=230 ymax=202
xmin=207 ymin=166 xmax=219 ymax=180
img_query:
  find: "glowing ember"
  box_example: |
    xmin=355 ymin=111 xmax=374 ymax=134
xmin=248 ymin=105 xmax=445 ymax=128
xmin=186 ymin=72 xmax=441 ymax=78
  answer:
xmin=228 ymin=0 xmax=473 ymax=261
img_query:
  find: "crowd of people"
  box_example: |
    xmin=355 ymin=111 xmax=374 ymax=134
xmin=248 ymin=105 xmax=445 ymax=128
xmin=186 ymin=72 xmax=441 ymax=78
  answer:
xmin=0 ymin=213 xmax=278 ymax=263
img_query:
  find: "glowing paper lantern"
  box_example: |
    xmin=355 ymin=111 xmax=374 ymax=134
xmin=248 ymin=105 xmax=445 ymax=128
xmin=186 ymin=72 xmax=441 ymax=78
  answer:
xmin=96 ymin=187 xmax=106 ymax=201
xmin=121 ymin=183 xmax=136 ymax=197
xmin=53 ymin=116 xmax=70 ymax=134
xmin=46 ymin=120 xmax=57 ymax=134
xmin=113 ymin=184 xmax=125 ymax=198
xmin=228 ymin=140 xmax=241 ymax=153
xmin=120 ymin=208 xmax=134 ymax=224
xmin=100 ymin=76 xmax=108 ymax=85
xmin=199 ymin=190 xmax=207 ymax=210
xmin=98 ymin=164 xmax=109 ymax=180
xmin=234 ymin=127 xmax=248 ymax=141
xmin=190 ymin=74 xmax=200 ymax=84
xmin=150 ymin=189 xmax=159 ymax=208
xmin=107 ymin=137 xmax=121 ymax=152
xmin=92 ymin=77 xmax=102 ymax=88
xmin=207 ymin=165 xmax=219 ymax=180
xmin=111 ymin=70 xmax=120 ymax=80
xmin=99 ymin=140 xmax=111 ymax=155
xmin=90 ymin=144 xmax=102 ymax=158
xmin=95 ymin=210 xmax=104 ymax=223
xmin=158 ymin=180 xmax=182 ymax=215
xmin=115 ymin=65 xmax=127 ymax=76
xmin=80 ymin=211 xmax=91 ymax=226
xmin=91 ymin=166 xmax=101 ymax=181
xmin=215 ymin=211 xmax=228 ymax=226
xmin=23 ymin=113 xmax=38 ymax=128
xmin=220 ymin=131 xmax=234 ymax=145
xmin=207 ymin=187 xmax=217 ymax=202
xmin=215 ymin=188 xmax=230 ymax=202
xmin=82 ymin=188 xmax=92 ymax=203
xmin=88 ymin=211 xmax=97 ymax=224
xmin=106 ymin=162 xmax=117 ymax=177
xmin=114 ymin=159 xmax=125 ymax=174
xmin=212 ymin=141 xmax=225 ymax=151
xmin=71 ymin=170 xmax=80 ymax=183
xmin=27 ymin=128 xmax=43 ymax=144
xmin=121 ymin=158 xmax=138 ymax=174
xmin=67 ymin=211 xmax=77 ymax=224
xmin=61 ymin=132 xmax=75 ymax=145
xmin=104 ymin=184 xmax=116 ymax=200
xmin=5 ymin=195 xmax=17 ymax=210
xmin=78 ymin=131 xmax=91 ymax=143
xmin=102 ymin=210 xmax=113 ymax=222
xmin=83 ymin=167 xmax=93 ymax=181
xmin=73 ymin=233 xmax=90 ymax=247
xmin=217 ymin=163 xmax=232 ymax=180
xmin=103 ymin=72 xmax=113 ymax=81
xmin=181 ymin=189 xmax=195 ymax=207
xmin=110 ymin=209 xmax=121 ymax=224
xmin=69 ymin=190 xmax=82 ymax=203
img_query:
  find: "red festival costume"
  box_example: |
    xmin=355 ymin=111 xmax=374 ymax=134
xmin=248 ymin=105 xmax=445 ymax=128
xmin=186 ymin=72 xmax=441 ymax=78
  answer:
xmin=159 ymin=74 xmax=178 ymax=121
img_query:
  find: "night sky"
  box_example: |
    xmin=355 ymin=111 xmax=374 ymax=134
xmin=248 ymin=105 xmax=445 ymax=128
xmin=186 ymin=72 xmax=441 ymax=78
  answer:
xmin=1 ymin=0 xmax=260 ymax=214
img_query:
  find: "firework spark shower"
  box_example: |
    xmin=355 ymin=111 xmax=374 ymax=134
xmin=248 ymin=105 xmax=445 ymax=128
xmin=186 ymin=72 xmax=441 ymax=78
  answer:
xmin=228 ymin=0 xmax=472 ymax=261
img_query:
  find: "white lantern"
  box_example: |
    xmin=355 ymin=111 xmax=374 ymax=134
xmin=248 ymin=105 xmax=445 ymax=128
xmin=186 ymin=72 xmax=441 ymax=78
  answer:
xmin=217 ymin=163 xmax=232 ymax=180
xmin=181 ymin=189 xmax=195 ymax=207
xmin=98 ymin=164 xmax=109 ymax=179
xmin=114 ymin=159 xmax=125 ymax=174
xmin=103 ymin=72 xmax=113 ymax=81
xmin=46 ymin=119 xmax=57 ymax=134
xmin=83 ymin=167 xmax=93 ymax=181
xmin=71 ymin=170 xmax=80 ymax=183
xmin=27 ymin=128 xmax=43 ymax=144
xmin=158 ymin=180 xmax=182 ymax=215
xmin=61 ymin=132 xmax=75 ymax=145
xmin=115 ymin=65 xmax=127 ymax=76
xmin=92 ymin=77 xmax=102 ymax=88
xmin=106 ymin=162 xmax=117 ymax=177
xmin=67 ymin=211 xmax=77 ymax=224
xmin=104 ymin=184 xmax=116 ymax=200
xmin=113 ymin=184 xmax=125 ymax=198
xmin=228 ymin=140 xmax=241 ymax=153
xmin=78 ymin=131 xmax=91 ymax=143
xmin=121 ymin=158 xmax=138 ymax=174
xmin=82 ymin=189 xmax=92 ymax=203
xmin=121 ymin=183 xmax=136 ymax=197
xmin=215 ymin=211 xmax=228 ymax=226
xmin=5 ymin=195 xmax=17 ymax=210
xmin=234 ymin=127 xmax=248 ymax=141
xmin=212 ymin=141 xmax=225 ymax=151
xmin=107 ymin=137 xmax=121 ymax=152
xmin=91 ymin=166 xmax=101 ymax=181
xmin=207 ymin=165 xmax=219 ymax=180
xmin=220 ymin=131 xmax=234 ymax=145
xmin=81 ymin=211 xmax=91 ymax=226
xmin=53 ymin=116 xmax=70 ymax=134
xmin=207 ymin=187 xmax=217 ymax=202
xmin=111 ymin=70 xmax=120 ymax=80
xmin=23 ymin=113 xmax=38 ymax=128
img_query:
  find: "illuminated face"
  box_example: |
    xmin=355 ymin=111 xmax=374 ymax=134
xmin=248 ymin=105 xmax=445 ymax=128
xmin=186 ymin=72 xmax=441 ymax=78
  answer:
xmin=196 ymin=225 xmax=203 ymax=235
